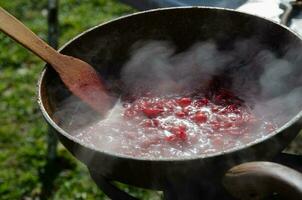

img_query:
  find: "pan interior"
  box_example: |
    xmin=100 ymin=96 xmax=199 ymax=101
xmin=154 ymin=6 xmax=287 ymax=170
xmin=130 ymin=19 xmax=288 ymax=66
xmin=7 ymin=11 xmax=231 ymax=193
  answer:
xmin=40 ymin=8 xmax=302 ymax=159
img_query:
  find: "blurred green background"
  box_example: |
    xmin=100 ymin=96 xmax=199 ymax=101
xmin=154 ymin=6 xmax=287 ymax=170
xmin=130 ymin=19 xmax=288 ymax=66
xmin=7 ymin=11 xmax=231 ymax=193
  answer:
xmin=1 ymin=1 xmax=301 ymax=200
xmin=0 ymin=0 xmax=161 ymax=199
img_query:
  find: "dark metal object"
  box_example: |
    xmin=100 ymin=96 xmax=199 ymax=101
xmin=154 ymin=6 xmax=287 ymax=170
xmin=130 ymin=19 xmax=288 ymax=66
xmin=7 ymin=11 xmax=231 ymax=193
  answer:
xmin=89 ymin=170 xmax=139 ymax=200
xmin=47 ymin=0 xmax=59 ymax=49
xmin=89 ymin=168 xmax=233 ymax=200
xmin=223 ymin=161 xmax=302 ymax=200
xmin=222 ymin=154 xmax=302 ymax=199
xmin=46 ymin=0 xmax=59 ymax=163
xmin=37 ymin=7 xmax=302 ymax=199
xmin=280 ymin=0 xmax=302 ymax=26
xmin=91 ymin=153 xmax=302 ymax=200
xmin=273 ymin=153 xmax=302 ymax=173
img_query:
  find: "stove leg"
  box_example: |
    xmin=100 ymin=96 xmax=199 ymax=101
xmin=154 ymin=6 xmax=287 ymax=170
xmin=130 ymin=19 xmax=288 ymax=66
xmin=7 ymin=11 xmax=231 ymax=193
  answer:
xmin=89 ymin=169 xmax=139 ymax=200
xmin=89 ymin=170 xmax=236 ymax=200
xmin=163 ymin=182 xmax=233 ymax=200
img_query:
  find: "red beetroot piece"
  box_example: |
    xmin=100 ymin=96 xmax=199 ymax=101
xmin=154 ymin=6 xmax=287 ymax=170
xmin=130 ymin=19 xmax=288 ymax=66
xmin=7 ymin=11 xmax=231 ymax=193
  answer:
xmin=196 ymin=98 xmax=209 ymax=106
xmin=164 ymin=125 xmax=187 ymax=142
xmin=143 ymin=107 xmax=164 ymax=118
xmin=177 ymin=97 xmax=192 ymax=107
xmin=193 ymin=112 xmax=208 ymax=123
xmin=169 ymin=125 xmax=187 ymax=141
xmin=175 ymin=111 xmax=186 ymax=118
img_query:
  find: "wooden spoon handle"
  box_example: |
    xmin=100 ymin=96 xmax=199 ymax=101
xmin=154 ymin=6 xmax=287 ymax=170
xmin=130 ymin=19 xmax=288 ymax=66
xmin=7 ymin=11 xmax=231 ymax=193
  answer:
xmin=0 ymin=7 xmax=112 ymax=115
xmin=223 ymin=161 xmax=302 ymax=200
xmin=0 ymin=7 xmax=61 ymax=68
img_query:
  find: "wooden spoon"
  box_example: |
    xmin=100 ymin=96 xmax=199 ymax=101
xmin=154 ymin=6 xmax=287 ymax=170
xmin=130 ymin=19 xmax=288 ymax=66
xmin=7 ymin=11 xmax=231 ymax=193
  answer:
xmin=0 ymin=7 xmax=112 ymax=115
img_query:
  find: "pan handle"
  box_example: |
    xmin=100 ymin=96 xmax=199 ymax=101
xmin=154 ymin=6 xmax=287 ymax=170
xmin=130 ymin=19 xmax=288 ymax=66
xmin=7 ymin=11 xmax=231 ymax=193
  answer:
xmin=223 ymin=155 xmax=302 ymax=200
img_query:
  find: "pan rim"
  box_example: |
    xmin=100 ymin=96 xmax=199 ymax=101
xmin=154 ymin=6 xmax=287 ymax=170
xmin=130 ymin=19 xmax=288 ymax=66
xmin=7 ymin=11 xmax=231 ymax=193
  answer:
xmin=37 ymin=6 xmax=302 ymax=162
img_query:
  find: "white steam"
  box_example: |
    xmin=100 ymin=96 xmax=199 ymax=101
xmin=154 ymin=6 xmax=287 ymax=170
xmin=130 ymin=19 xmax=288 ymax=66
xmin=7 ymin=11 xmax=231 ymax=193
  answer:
xmin=53 ymin=39 xmax=302 ymax=158
xmin=121 ymin=40 xmax=232 ymax=95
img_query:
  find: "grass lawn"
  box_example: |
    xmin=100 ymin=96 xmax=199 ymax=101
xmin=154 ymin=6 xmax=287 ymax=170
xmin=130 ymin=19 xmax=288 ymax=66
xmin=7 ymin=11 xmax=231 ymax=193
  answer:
xmin=0 ymin=0 xmax=161 ymax=199
xmin=1 ymin=1 xmax=302 ymax=200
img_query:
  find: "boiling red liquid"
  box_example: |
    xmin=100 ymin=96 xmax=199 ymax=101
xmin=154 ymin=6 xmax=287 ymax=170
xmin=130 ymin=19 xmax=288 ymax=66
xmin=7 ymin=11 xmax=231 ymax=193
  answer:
xmin=123 ymin=89 xmax=256 ymax=141
xmin=74 ymin=88 xmax=276 ymax=158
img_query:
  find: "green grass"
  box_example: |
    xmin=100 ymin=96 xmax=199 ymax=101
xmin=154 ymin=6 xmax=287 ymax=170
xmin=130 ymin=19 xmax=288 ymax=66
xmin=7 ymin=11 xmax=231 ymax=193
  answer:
xmin=0 ymin=1 xmax=161 ymax=199
xmin=1 ymin=1 xmax=302 ymax=199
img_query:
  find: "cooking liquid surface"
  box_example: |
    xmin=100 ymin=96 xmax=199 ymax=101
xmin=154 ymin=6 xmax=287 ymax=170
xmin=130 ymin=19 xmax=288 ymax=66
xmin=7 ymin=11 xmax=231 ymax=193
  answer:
xmin=74 ymin=88 xmax=277 ymax=158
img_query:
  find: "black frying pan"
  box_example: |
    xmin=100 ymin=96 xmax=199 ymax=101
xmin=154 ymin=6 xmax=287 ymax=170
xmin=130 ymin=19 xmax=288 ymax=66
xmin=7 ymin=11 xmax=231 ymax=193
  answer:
xmin=38 ymin=7 xmax=302 ymax=199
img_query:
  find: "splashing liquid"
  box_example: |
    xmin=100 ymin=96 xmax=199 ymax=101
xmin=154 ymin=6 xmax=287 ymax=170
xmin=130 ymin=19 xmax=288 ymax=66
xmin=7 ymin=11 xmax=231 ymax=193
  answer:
xmin=74 ymin=88 xmax=277 ymax=158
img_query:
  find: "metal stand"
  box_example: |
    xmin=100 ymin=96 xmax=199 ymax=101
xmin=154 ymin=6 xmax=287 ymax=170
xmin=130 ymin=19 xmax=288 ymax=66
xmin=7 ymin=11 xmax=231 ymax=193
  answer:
xmin=162 ymin=182 xmax=233 ymax=200
xmin=46 ymin=0 xmax=59 ymax=162
xmin=89 ymin=153 xmax=301 ymax=200
xmin=89 ymin=170 xmax=232 ymax=200
xmin=89 ymin=170 xmax=139 ymax=200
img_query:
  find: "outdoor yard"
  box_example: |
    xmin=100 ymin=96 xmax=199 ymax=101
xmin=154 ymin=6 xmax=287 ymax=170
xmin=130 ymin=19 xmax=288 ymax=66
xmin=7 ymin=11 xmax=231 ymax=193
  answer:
xmin=0 ymin=0 xmax=160 ymax=199
xmin=1 ymin=1 xmax=302 ymax=200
